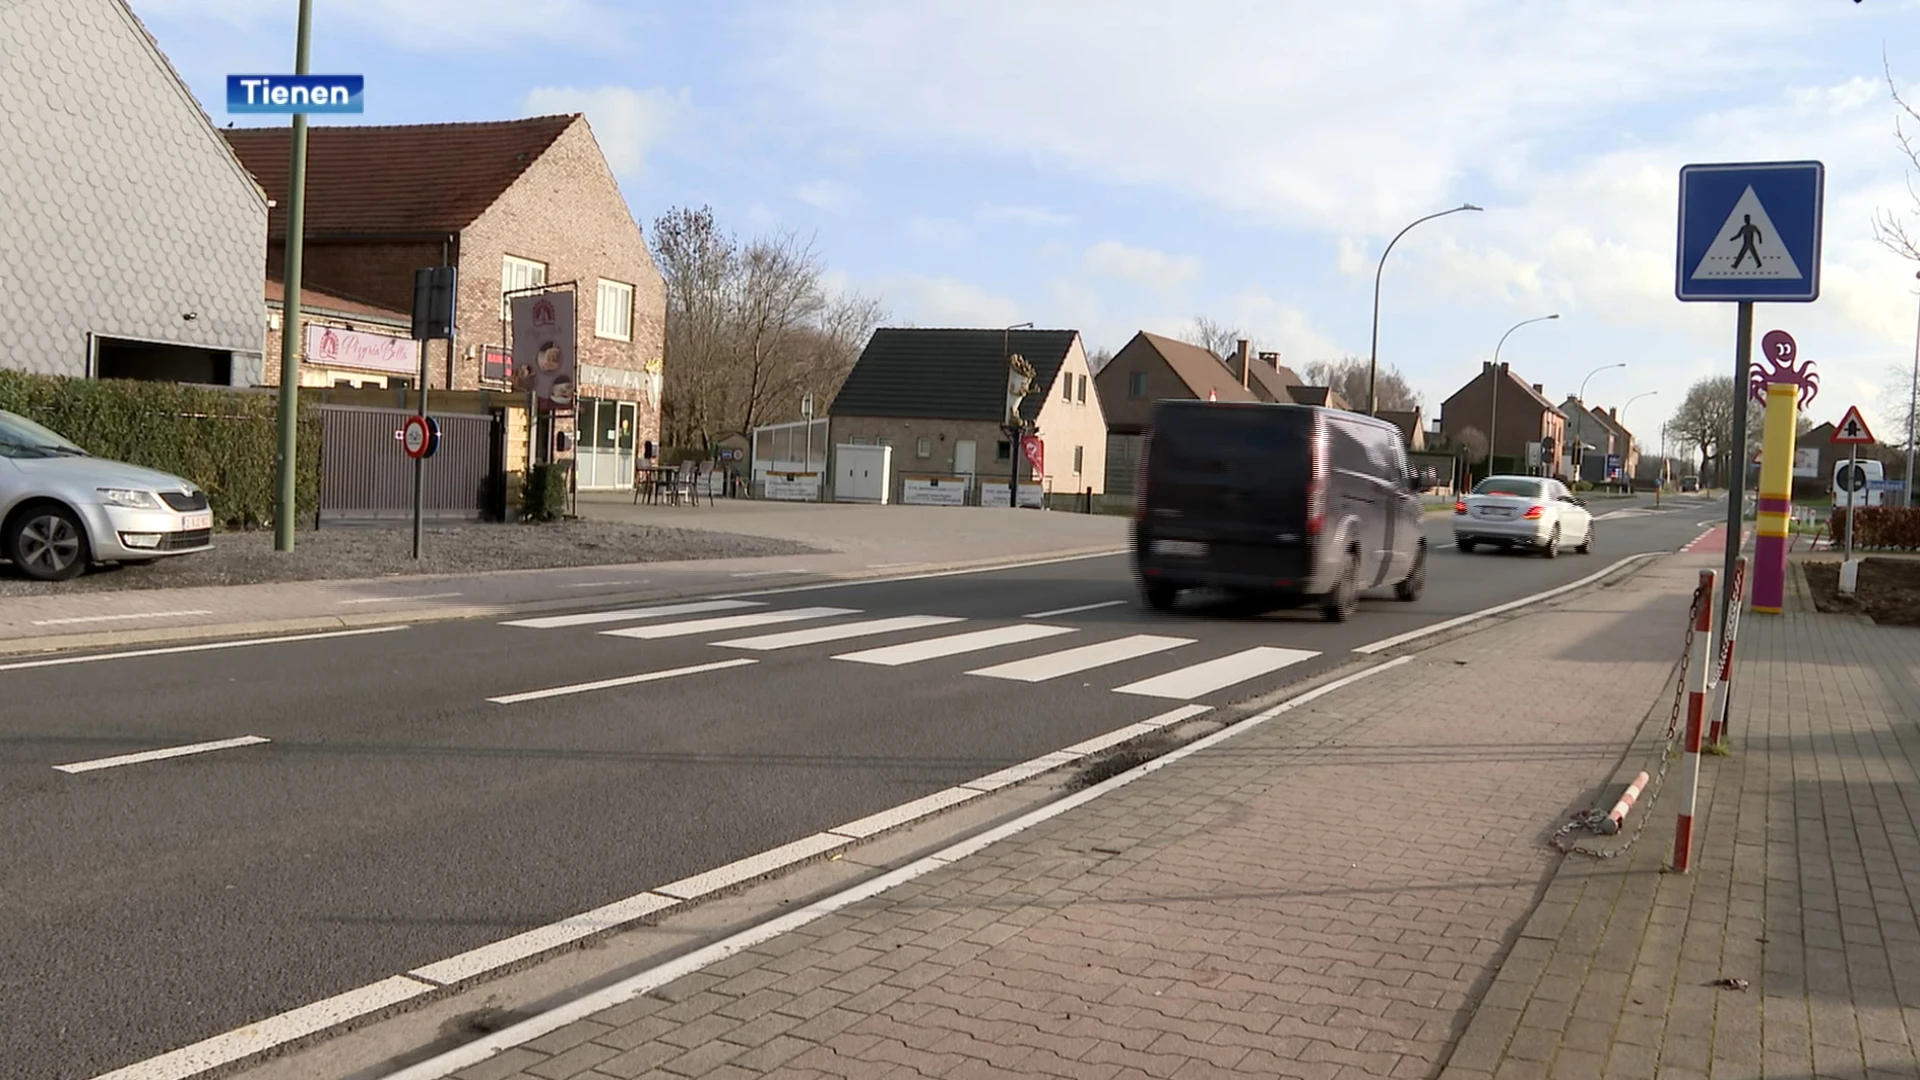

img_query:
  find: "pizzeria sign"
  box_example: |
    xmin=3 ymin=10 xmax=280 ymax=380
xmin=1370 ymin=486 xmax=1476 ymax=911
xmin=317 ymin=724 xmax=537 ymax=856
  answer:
xmin=305 ymin=324 xmax=418 ymax=376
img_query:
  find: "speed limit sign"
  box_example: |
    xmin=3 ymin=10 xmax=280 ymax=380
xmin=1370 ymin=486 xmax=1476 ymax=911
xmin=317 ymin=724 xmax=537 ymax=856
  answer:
xmin=402 ymin=415 xmax=440 ymax=459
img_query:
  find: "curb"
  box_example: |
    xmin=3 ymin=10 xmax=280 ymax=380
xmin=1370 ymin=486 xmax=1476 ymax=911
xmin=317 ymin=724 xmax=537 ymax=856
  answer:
xmin=0 ymin=545 xmax=1128 ymax=658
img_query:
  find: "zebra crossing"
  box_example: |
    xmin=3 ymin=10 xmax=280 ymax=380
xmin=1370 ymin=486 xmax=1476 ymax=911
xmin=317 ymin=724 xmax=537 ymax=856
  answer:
xmin=497 ymin=600 xmax=1327 ymax=704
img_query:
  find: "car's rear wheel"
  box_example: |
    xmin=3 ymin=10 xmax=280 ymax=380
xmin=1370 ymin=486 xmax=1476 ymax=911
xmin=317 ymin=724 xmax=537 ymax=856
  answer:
xmin=1395 ymin=542 xmax=1426 ymax=602
xmin=6 ymin=502 xmax=88 ymax=582
xmin=1322 ymin=551 xmax=1359 ymax=623
xmin=1457 ymin=538 xmax=1475 ymax=553
xmin=1541 ymin=525 xmax=1561 ymax=559
xmin=1143 ymin=583 xmax=1179 ymax=612
xmin=1576 ymin=523 xmax=1594 ymax=554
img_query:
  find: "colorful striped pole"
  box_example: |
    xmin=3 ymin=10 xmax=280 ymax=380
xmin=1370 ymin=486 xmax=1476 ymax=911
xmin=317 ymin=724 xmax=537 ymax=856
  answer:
xmin=1751 ymin=382 xmax=1799 ymax=613
xmin=1708 ymin=556 xmax=1747 ymax=746
xmin=1605 ymin=770 xmax=1651 ymax=833
xmin=1673 ymin=570 xmax=1715 ymax=874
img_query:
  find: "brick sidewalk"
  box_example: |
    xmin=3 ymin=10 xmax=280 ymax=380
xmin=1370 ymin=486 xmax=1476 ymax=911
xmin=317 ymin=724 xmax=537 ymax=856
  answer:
xmin=425 ymin=558 xmax=1695 ymax=1080
xmin=1439 ymin=569 xmax=1920 ymax=1080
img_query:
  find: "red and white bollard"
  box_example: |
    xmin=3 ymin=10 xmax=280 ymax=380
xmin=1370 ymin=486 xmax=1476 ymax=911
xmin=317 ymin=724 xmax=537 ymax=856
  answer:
xmin=1606 ymin=771 xmax=1650 ymax=832
xmin=1673 ymin=569 xmax=1715 ymax=874
xmin=1708 ymin=556 xmax=1747 ymax=746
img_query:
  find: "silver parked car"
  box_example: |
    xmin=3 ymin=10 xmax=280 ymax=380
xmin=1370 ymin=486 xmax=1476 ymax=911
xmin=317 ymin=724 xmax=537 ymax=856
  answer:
xmin=1453 ymin=474 xmax=1593 ymax=558
xmin=0 ymin=409 xmax=212 ymax=581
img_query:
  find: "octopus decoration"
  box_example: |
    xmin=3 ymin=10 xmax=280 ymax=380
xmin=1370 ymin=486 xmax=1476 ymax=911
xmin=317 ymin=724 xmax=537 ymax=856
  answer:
xmin=1749 ymin=329 xmax=1818 ymax=410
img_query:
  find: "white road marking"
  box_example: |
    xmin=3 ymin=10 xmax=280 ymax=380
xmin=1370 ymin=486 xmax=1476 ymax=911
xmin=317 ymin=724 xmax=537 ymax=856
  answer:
xmin=654 ymin=832 xmax=853 ymax=900
xmin=602 ymin=607 xmax=858 ymax=640
xmin=834 ymin=623 xmax=1076 ymax=666
xmin=967 ymin=634 xmax=1193 ymax=683
xmin=88 ymin=974 xmax=433 ymax=1080
xmin=54 ymin=736 xmax=271 ymax=775
xmin=1113 ymin=646 xmax=1320 ymax=700
xmin=713 ymin=615 xmax=964 ymax=651
xmin=0 ymin=625 xmax=408 ymax=672
xmin=373 ymin=657 xmax=1413 ymax=1080
xmin=960 ymin=751 xmax=1082 ymax=792
xmin=409 ymin=893 xmax=679 ymax=987
xmin=487 ymin=658 xmax=756 ymax=705
xmin=30 ymin=609 xmax=214 ymax=626
xmin=827 ymin=787 xmax=983 ymax=840
xmin=1023 ymin=599 xmax=1127 ymax=619
xmin=561 ymin=580 xmax=649 ymax=588
xmin=1138 ymin=703 xmax=1214 ymax=729
xmin=335 ymin=592 xmax=464 ymax=605
xmin=1055 ymin=722 xmax=1162 ymax=758
xmin=1354 ymin=551 xmax=1661 ymax=654
xmin=501 ymin=600 xmax=762 ymax=629
xmin=729 ymin=571 xmax=788 ymax=578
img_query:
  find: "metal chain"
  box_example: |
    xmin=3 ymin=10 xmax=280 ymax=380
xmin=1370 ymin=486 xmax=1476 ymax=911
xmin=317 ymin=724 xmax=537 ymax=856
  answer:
xmin=1550 ymin=584 xmax=1703 ymax=858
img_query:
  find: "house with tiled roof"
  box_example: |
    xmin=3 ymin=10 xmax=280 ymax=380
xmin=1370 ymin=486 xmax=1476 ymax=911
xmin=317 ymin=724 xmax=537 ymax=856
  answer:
xmin=1565 ymin=401 xmax=1639 ymax=485
xmin=1 ymin=0 xmax=269 ymax=385
xmin=827 ymin=328 xmax=1107 ymax=503
xmin=1439 ymin=362 xmax=1569 ymax=478
xmin=223 ymin=114 xmax=665 ymax=489
xmin=1093 ymin=331 xmax=1254 ymax=497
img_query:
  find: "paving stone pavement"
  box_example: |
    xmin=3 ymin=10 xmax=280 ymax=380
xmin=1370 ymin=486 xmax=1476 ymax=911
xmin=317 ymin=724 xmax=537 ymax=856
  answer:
xmin=1437 ymin=562 xmax=1920 ymax=1080
xmin=439 ymin=558 xmax=1694 ymax=1080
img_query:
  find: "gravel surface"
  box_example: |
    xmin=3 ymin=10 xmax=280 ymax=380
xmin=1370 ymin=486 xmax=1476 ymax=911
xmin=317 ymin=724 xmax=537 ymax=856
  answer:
xmin=0 ymin=520 xmax=824 ymax=595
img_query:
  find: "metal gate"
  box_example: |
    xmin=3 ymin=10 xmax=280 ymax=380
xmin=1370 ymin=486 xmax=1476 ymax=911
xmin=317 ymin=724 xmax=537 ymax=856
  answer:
xmin=318 ymin=405 xmax=505 ymax=522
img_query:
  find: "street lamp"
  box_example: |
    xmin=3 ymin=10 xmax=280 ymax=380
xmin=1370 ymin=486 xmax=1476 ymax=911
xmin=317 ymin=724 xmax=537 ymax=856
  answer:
xmin=1368 ymin=202 xmax=1484 ymax=416
xmin=1619 ymin=390 xmax=1658 ymax=489
xmin=1003 ymin=321 xmax=1035 ymax=509
xmin=1573 ymin=362 xmax=1627 ymax=480
xmin=1487 ymin=314 xmax=1559 ymax=481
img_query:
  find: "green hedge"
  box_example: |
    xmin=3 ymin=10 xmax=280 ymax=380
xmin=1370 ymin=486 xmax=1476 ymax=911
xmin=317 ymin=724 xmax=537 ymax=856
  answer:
xmin=521 ymin=463 xmax=569 ymax=521
xmin=0 ymin=371 xmax=320 ymax=529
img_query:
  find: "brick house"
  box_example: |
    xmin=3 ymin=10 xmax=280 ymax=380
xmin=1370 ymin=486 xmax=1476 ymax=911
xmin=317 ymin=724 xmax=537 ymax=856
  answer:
xmin=827 ymin=328 xmax=1107 ymax=503
xmin=0 ymin=0 xmax=267 ymax=385
xmin=1578 ymin=403 xmax=1639 ymax=485
xmin=1440 ymin=362 xmax=1569 ymax=478
xmin=262 ymin=281 xmax=413 ymax=389
xmin=1093 ymin=332 xmax=1257 ymax=497
xmin=223 ymin=115 xmax=666 ymax=490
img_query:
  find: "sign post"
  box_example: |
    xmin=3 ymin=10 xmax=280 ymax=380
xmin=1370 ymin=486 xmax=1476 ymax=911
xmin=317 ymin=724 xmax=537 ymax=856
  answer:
xmin=1832 ymin=405 xmax=1875 ymax=593
xmin=1676 ymin=160 xmax=1823 ymax=644
xmin=410 ymin=266 xmax=457 ymax=559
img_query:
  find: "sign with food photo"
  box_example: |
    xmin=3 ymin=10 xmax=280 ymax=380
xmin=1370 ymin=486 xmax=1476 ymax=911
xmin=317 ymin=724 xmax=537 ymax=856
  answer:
xmin=508 ymin=291 xmax=578 ymax=413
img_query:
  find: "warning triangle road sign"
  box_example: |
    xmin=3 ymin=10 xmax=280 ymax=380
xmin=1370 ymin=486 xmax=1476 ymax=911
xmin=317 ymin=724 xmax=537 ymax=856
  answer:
xmin=1690 ymin=186 xmax=1805 ymax=282
xmin=1831 ymin=405 xmax=1875 ymax=445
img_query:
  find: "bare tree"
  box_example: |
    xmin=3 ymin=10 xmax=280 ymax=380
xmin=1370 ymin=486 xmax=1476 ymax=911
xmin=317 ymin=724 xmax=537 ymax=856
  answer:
xmin=1668 ymin=376 xmax=1737 ymax=486
xmin=1301 ymin=356 xmax=1420 ymax=412
xmin=1087 ymin=346 xmax=1114 ymax=375
xmin=732 ymin=232 xmax=828 ymax=440
xmin=653 ymin=206 xmax=738 ymax=449
xmin=1456 ymin=425 xmax=1489 ymax=473
xmin=1875 ymin=57 xmax=1920 ymax=264
xmin=1182 ymin=316 xmax=1243 ymax=360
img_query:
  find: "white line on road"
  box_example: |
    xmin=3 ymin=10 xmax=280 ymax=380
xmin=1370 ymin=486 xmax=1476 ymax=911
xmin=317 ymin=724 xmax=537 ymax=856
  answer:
xmin=602 ymin=607 xmax=858 ymax=640
xmin=29 ymin=609 xmax=214 ymax=626
xmin=408 ymin=892 xmax=680 ymax=988
xmin=729 ymin=570 xmax=789 ymax=578
xmin=486 ymin=658 xmax=757 ymax=705
xmin=833 ymin=623 xmax=1076 ymax=666
xmin=653 ymin=832 xmax=853 ymax=900
xmin=713 ymin=615 xmax=964 ymax=651
xmin=0 ymin=625 xmax=409 ymax=672
xmin=374 ymin=657 xmax=1412 ymax=1080
xmin=1353 ymin=551 xmax=1660 ymax=655
xmin=1022 ymin=599 xmax=1127 ymax=619
xmin=967 ymin=634 xmax=1193 ymax=683
xmin=1113 ymin=646 xmax=1320 ymax=700
xmin=335 ymin=592 xmax=464 ymax=605
xmin=560 ymin=580 xmax=650 ymax=588
xmin=54 ymin=735 xmax=271 ymax=775
xmin=501 ymin=600 xmax=762 ymax=629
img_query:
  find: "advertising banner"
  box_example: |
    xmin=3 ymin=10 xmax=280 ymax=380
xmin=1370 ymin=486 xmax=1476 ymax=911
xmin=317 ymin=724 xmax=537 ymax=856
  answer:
xmin=981 ymin=482 xmax=1044 ymax=508
xmin=509 ymin=291 xmax=578 ymax=412
xmin=305 ymin=324 xmax=417 ymax=376
xmin=763 ymin=473 xmax=819 ymax=501
xmin=901 ymin=475 xmax=969 ymax=506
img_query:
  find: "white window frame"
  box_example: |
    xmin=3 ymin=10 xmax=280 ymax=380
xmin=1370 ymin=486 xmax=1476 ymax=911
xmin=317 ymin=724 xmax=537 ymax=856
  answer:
xmin=1073 ymin=445 xmax=1084 ymax=473
xmin=595 ymin=278 xmax=634 ymax=342
xmin=501 ymin=255 xmax=548 ymax=319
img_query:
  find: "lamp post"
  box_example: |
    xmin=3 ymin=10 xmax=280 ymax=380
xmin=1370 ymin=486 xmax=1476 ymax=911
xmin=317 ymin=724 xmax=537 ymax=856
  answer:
xmin=272 ymin=0 xmax=315 ymax=551
xmin=1905 ymin=271 xmax=1920 ymax=508
xmin=1619 ymin=390 xmax=1657 ymax=490
xmin=1003 ymin=321 xmax=1034 ymax=509
xmin=1573 ymin=362 xmax=1627 ymax=481
xmin=1369 ymin=203 xmax=1484 ymax=416
xmin=1487 ymin=314 xmax=1559 ymax=483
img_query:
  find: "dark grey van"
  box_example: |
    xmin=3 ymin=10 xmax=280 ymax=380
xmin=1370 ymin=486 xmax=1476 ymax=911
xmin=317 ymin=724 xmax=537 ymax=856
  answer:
xmin=1131 ymin=400 xmax=1428 ymax=621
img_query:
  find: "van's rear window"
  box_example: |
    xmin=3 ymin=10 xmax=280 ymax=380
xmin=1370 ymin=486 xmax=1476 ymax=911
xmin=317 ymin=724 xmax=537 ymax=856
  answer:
xmin=1150 ymin=407 xmax=1311 ymax=470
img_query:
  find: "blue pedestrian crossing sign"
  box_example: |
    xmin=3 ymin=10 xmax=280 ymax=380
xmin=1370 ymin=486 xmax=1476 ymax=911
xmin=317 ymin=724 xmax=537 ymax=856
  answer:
xmin=1675 ymin=161 xmax=1824 ymax=302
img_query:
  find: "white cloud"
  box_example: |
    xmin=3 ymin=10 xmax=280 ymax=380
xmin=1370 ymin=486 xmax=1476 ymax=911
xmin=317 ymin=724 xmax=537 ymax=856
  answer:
xmin=906 ymin=216 xmax=970 ymax=247
xmin=522 ymin=86 xmax=688 ymax=176
xmin=1082 ymin=241 xmax=1201 ymax=293
xmin=137 ymin=0 xmax=644 ymax=52
xmin=873 ymin=274 xmax=1024 ymax=328
xmin=977 ymin=204 xmax=1072 ymax=227
xmin=794 ymin=180 xmax=858 ymax=212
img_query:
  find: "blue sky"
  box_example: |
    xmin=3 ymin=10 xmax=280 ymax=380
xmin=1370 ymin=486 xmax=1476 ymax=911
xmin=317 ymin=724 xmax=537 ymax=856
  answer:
xmin=138 ymin=0 xmax=1920 ymax=446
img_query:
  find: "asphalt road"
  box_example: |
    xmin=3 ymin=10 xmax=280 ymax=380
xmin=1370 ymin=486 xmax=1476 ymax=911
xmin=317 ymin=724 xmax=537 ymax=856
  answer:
xmin=0 ymin=495 xmax=1720 ymax=1080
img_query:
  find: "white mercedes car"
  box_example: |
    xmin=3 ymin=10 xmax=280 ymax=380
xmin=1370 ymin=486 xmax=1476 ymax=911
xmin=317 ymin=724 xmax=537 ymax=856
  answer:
xmin=1453 ymin=475 xmax=1593 ymax=558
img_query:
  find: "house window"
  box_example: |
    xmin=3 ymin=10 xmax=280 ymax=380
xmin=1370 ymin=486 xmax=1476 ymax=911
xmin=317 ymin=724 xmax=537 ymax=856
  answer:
xmin=1063 ymin=376 xmax=1073 ymax=403
xmin=480 ymin=346 xmax=510 ymax=384
xmin=996 ymin=440 xmax=1011 ymax=462
xmin=1077 ymin=375 xmax=1087 ymax=403
xmin=876 ymin=436 xmax=892 ymax=447
xmin=501 ymin=255 xmax=548 ymax=318
xmin=849 ymin=435 xmax=870 ymax=445
xmin=595 ymin=278 xmax=633 ymax=341
xmin=1073 ymin=445 xmax=1084 ymax=473
xmin=916 ymin=437 xmax=931 ymax=458
xmin=1128 ymin=371 xmax=1147 ymax=398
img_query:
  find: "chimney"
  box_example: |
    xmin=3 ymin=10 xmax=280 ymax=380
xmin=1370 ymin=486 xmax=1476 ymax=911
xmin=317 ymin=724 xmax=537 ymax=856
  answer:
xmin=1532 ymin=383 xmax=1544 ymax=394
xmin=1257 ymin=350 xmax=1281 ymax=370
xmin=1236 ymin=339 xmax=1251 ymax=388
xmin=1609 ymin=407 xmax=1619 ymax=421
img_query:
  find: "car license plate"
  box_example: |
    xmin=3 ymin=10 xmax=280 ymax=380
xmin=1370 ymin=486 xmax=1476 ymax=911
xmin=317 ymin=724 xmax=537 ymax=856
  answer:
xmin=1481 ymin=507 xmax=1513 ymax=519
xmin=181 ymin=513 xmax=211 ymax=531
xmin=1154 ymin=540 xmax=1207 ymax=558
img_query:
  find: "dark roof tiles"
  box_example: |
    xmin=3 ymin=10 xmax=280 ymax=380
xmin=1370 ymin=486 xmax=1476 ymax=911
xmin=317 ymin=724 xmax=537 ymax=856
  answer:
xmin=829 ymin=328 xmax=1081 ymax=422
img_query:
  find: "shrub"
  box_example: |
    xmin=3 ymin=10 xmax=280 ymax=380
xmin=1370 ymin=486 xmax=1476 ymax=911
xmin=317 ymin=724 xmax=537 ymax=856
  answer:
xmin=1827 ymin=507 xmax=1920 ymax=550
xmin=521 ymin=463 xmax=569 ymax=521
xmin=0 ymin=370 xmax=319 ymax=530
